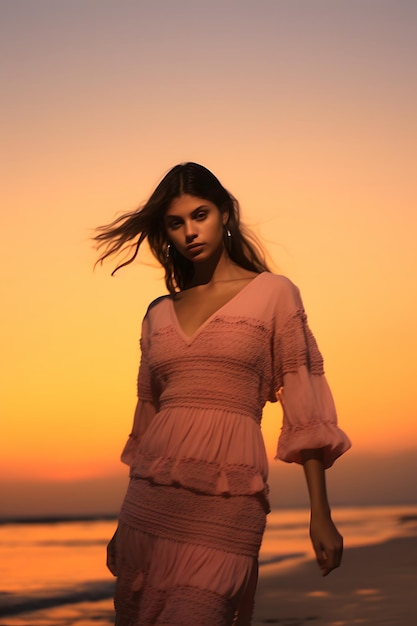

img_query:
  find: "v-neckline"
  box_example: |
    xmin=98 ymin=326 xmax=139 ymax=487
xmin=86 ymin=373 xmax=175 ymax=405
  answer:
xmin=169 ymin=272 xmax=266 ymax=345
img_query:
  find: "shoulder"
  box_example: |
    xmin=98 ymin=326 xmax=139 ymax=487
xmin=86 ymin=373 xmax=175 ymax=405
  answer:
xmin=146 ymin=294 xmax=171 ymax=316
xmin=259 ymin=272 xmax=301 ymax=299
xmin=253 ymin=273 xmax=304 ymax=322
xmin=141 ymin=295 xmax=171 ymax=333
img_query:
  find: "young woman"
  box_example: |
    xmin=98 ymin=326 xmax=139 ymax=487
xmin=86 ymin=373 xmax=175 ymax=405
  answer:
xmin=94 ymin=162 xmax=351 ymax=626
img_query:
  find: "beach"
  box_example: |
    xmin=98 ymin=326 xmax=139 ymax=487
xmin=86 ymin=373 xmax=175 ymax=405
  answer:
xmin=1 ymin=507 xmax=416 ymax=625
xmin=253 ymin=534 xmax=417 ymax=625
xmin=2 ymin=536 xmax=416 ymax=625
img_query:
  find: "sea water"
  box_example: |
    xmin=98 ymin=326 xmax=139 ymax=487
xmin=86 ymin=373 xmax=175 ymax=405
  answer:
xmin=1 ymin=505 xmax=416 ymax=624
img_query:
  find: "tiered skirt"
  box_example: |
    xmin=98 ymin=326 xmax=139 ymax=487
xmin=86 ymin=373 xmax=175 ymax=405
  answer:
xmin=111 ymin=477 xmax=267 ymax=625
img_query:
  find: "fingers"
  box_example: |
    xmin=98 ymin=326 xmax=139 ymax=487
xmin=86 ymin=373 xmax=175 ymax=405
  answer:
xmin=313 ymin=537 xmax=343 ymax=576
xmin=312 ymin=543 xmax=328 ymax=575
xmin=310 ymin=516 xmax=344 ymax=577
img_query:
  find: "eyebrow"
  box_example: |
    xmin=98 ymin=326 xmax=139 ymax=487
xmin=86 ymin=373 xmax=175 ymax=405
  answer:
xmin=165 ymin=205 xmax=210 ymax=219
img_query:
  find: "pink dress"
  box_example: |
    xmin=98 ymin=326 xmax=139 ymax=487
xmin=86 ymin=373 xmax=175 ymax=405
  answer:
xmin=111 ymin=273 xmax=351 ymax=625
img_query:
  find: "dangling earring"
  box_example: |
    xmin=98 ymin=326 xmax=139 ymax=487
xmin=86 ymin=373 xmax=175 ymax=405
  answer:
xmin=224 ymin=226 xmax=232 ymax=252
xmin=166 ymin=243 xmax=172 ymax=259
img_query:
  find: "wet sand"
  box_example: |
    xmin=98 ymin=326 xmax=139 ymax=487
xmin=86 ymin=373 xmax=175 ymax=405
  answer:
xmin=253 ymin=534 xmax=417 ymax=625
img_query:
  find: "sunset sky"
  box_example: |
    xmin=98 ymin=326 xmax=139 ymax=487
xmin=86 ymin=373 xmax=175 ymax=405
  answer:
xmin=1 ymin=0 xmax=416 ymax=516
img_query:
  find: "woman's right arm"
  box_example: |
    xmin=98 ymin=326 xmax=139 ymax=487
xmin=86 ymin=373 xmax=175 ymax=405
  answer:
xmin=120 ymin=398 xmax=157 ymax=466
xmin=107 ymin=398 xmax=157 ymax=575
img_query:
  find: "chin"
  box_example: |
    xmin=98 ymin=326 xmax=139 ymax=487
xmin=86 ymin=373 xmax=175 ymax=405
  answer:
xmin=185 ymin=248 xmax=209 ymax=261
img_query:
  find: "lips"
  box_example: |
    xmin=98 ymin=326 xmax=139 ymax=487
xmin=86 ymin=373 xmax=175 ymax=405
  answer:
xmin=187 ymin=243 xmax=204 ymax=252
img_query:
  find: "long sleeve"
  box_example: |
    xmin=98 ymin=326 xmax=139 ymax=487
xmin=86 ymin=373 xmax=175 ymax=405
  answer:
xmin=272 ymin=279 xmax=351 ymax=468
xmin=120 ymin=314 xmax=159 ymax=467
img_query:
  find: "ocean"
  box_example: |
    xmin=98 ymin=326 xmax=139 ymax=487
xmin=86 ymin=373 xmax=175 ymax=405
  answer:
xmin=1 ymin=505 xmax=416 ymax=625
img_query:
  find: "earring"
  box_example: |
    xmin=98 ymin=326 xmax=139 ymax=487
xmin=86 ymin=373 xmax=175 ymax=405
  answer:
xmin=224 ymin=226 xmax=232 ymax=251
xmin=166 ymin=243 xmax=172 ymax=259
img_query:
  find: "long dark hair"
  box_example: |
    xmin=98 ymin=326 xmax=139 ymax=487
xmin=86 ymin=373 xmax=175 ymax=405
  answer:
xmin=94 ymin=162 xmax=270 ymax=293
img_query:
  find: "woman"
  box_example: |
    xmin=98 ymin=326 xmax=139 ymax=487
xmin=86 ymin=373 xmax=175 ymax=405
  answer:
xmin=94 ymin=162 xmax=351 ymax=626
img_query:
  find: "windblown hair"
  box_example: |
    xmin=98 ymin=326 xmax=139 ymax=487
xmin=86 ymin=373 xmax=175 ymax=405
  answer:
xmin=94 ymin=162 xmax=270 ymax=293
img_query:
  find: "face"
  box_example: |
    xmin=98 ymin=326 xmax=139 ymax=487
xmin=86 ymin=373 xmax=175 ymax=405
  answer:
xmin=164 ymin=194 xmax=228 ymax=263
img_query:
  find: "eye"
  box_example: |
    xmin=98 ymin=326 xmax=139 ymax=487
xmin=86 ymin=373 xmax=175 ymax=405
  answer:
xmin=194 ymin=210 xmax=208 ymax=221
xmin=167 ymin=219 xmax=182 ymax=230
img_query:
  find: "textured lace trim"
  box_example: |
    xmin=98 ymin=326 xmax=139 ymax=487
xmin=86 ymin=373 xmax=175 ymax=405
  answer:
xmin=279 ymin=417 xmax=337 ymax=435
xmin=277 ymin=418 xmax=351 ymax=469
xmin=120 ymin=479 xmax=267 ymax=557
xmin=139 ymin=317 xmax=272 ymax=419
xmin=272 ymin=308 xmax=324 ymax=392
xmin=209 ymin=315 xmax=270 ymax=334
xmin=280 ymin=309 xmax=324 ymax=373
xmin=129 ymin=452 xmax=266 ymax=496
xmin=152 ymin=314 xmax=270 ymax=338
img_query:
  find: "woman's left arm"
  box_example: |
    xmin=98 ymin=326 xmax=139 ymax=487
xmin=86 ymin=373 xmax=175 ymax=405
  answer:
xmin=301 ymin=448 xmax=343 ymax=577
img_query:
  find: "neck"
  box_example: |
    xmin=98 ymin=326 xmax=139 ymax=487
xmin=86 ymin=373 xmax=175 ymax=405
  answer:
xmin=188 ymin=249 xmax=236 ymax=288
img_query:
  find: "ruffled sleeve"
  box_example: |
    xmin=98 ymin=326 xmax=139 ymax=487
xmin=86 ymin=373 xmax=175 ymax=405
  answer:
xmin=272 ymin=278 xmax=351 ymax=468
xmin=121 ymin=314 xmax=159 ymax=467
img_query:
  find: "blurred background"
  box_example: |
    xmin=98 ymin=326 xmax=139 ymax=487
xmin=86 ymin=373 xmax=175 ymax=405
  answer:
xmin=1 ymin=0 xmax=416 ymax=519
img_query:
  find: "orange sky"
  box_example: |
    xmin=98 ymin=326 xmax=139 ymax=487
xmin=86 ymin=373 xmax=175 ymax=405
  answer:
xmin=1 ymin=1 xmax=416 ymax=512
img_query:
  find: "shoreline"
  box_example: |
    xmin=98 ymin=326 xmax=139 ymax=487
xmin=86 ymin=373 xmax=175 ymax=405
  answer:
xmin=1 ymin=534 xmax=416 ymax=625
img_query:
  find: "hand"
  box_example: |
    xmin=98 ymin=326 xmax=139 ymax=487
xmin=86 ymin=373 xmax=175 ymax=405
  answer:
xmin=106 ymin=528 xmax=118 ymax=576
xmin=309 ymin=513 xmax=343 ymax=576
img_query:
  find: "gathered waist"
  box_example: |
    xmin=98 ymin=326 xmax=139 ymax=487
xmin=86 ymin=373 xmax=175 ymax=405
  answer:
xmin=157 ymin=399 xmax=262 ymax=424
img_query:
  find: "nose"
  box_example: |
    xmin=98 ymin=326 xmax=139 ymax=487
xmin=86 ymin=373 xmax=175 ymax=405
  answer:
xmin=184 ymin=220 xmax=197 ymax=242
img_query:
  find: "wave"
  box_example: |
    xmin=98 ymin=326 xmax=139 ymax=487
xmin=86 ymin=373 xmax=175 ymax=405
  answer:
xmin=0 ymin=553 xmax=305 ymax=618
xmin=0 ymin=513 xmax=117 ymax=526
xmin=2 ymin=504 xmax=417 ymax=528
xmin=0 ymin=580 xmax=115 ymax=617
